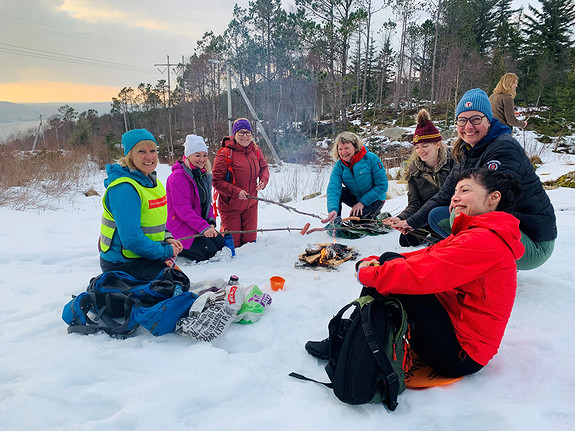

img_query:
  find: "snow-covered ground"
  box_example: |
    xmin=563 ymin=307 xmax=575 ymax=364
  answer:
xmin=1 ymin=133 xmax=574 ymax=431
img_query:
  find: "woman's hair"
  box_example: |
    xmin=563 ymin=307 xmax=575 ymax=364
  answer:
xmin=330 ymin=131 xmax=365 ymax=160
xmin=455 ymin=167 xmax=522 ymax=213
xmin=451 ymin=137 xmax=466 ymax=163
xmin=492 ymin=73 xmax=518 ymax=98
xmin=119 ymin=140 xmax=157 ymax=169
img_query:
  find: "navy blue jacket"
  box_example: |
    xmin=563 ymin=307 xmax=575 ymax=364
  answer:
xmin=406 ymin=119 xmax=557 ymax=242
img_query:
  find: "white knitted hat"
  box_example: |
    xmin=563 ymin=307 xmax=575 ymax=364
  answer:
xmin=184 ymin=134 xmax=208 ymax=157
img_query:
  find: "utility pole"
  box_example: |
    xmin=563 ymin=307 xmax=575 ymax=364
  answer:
xmin=32 ymin=114 xmax=45 ymax=150
xmin=228 ymin=66 xmax=282 ymax=165
xmin=155 ymin=55 xmax=175 ymax=160
xmin=226 ymin=65 xmax=233 ymax=135
xmin=123 ymin=100 xmax=128 ymax=133
xmin=180 ymin=55 xmax=187 ymax=133
xmin=208 ymin=59 xmax=282 ymax=166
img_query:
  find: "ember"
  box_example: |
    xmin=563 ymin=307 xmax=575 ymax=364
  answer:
xmin=297 ymin=243 xmax=358 ymax=269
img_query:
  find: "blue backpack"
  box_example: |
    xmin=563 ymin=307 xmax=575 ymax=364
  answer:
xmin=62 ymin=268 xmax=197 ymax=338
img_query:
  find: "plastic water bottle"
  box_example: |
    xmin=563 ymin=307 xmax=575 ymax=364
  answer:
xmin=228 ymin=275 xmax=239 ymax=286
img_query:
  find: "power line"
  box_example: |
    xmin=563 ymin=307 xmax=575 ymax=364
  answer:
xmin=0 ymin=12 xmax=167 ymax=56
xmin=0 ymin=42 xmax=158 ymax=74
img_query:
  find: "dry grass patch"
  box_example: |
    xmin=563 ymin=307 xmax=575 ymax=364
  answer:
xmin=0 ymin=147 xmax=101 ymax=210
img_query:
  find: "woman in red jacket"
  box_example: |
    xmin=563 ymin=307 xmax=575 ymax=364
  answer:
xmin=306 ymin=168 xmax=525 ymax=378
xmin=212 ymin=118 xmax=270 ymax=247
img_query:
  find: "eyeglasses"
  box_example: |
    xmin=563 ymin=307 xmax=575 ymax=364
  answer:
xmin=456 ymin=115 xmax=486 ymax=127
xmin=236 ymin=131 xmax=252 ymax=136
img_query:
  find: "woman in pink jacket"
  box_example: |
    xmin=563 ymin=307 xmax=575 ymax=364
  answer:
xmin=306 ymin=168 xmax=525 ymax=378
xmin=166 ymin=135 xmax=225 ymax=262
xmin=212 ymin=118 xmax=270 ymax=247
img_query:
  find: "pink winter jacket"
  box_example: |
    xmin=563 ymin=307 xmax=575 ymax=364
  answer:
xmin=166 ymin=161 xmax=215 ymax=249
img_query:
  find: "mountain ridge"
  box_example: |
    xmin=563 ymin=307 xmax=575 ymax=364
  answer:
xmin=0 ymin=101 xmax=112 ymax=123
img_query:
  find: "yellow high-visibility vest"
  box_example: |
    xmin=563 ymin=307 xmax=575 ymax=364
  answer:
xmin=100 ymin=177 xmax=167 ymax=259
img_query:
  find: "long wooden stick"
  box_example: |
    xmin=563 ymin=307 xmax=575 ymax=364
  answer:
xmin=305 ymin=217 xmax=438 ymax=243
xmin=176 ymin=226 xmax=308 ymax=242
xmin=247 ymin=195 xmax=323 ymax=219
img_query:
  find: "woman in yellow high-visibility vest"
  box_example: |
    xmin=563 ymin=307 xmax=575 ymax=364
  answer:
xmin=99 ymin=128 xmax=183 ymax=280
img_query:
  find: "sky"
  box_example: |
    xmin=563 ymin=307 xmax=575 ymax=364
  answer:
xmin=0 ymin=0 xmax=534 ymax=104
xmin=0 ymin=0 xmax=252 ymax=103
xmin=1 ymin=127 xmax=574 ymax=430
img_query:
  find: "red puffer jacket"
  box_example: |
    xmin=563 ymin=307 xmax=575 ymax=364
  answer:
xmin=358 ymin=211 xmax=525 ymax=366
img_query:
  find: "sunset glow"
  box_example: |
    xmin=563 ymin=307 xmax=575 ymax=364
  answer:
xmin=0 ymin=81 xmax=119 ymax=103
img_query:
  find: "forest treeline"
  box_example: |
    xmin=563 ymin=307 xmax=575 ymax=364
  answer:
xmin=5 ymin=0 xmax=575 ymax=165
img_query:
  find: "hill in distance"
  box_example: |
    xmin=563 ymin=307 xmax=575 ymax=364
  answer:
xmin=0 ymin=101 xmax=112 ymax=123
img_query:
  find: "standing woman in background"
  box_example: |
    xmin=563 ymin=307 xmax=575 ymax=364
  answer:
xmin=489 ymin=73 xmax=528 ymax=130
xmin=384 ymin=109 xmax=453 ymax=247
xmin=99 ymin=129 xmax=182 ymax=280
xmin=212 ymin=118 xmax=270 ymax=247
xmin=166 ymin=134 xmax=225 ymax=262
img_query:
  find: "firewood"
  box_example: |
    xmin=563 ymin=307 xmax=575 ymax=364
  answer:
xmin=300 ymin=252 xmax=322 ymax=264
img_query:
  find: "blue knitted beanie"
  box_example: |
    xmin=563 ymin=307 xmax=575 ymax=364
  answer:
xmin=121 ymin=129 xmax=157 ymax=156
xmin=455 ymin=88 xmax=493 ymax=122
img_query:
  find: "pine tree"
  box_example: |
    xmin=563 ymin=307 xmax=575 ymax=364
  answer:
xmin=520 ymin=0 xmax=575 ymax=106
xmin=490 ymin=0 xmax=522 ymax=85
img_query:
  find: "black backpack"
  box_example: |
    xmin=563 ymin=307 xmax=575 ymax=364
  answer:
xmin=291 ymin=295 xmax=409 ymax=411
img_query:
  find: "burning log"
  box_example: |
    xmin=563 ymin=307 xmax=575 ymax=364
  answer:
xmin=297 ymin=243 xmax=358 ymax=269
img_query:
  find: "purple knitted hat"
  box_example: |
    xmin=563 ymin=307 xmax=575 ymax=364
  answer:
xmin=232 ymin=118 xmax=252 ymax=135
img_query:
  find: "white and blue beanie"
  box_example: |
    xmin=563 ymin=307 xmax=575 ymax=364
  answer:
xmin=455 ymin=88 xmax=493 ymax=122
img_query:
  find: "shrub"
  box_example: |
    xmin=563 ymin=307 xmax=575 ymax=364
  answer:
xmin=0 ymin=147 xmax=100 ymax=210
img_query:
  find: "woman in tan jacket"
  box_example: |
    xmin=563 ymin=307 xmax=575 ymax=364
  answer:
xmin=489 ymin=73 xmax=528 ymax=130
xmin=384 ymin=109 xmax=453 ymax=246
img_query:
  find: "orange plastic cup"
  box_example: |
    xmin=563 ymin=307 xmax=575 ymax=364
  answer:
xmin=270 ymin=276 xmax=286 ymax=291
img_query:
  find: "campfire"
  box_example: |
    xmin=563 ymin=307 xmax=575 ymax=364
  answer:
xmin=297 ymin=243 xmax=358 ymax=269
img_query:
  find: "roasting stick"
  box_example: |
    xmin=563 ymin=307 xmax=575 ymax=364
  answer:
xmin=246 ymin=195 xmax=323 ymax=220
xmin=246 ymin=195 xmax=431 ymax=240
xmin=176 ymin=225 xmax=313 ymax=242
xmin=175 ymin=218 xmax=363 ymax=242
xmin=304 ymin=216 xmax=360 ymax=234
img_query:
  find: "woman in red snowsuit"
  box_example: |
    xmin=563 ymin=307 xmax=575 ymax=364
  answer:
xmin=212 ymin=118 xmax=270 ymax=247
xmin=306 ymin=168 xmax=525 ymax=378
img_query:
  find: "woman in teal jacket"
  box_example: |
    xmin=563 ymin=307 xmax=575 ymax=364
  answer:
xmin=323 ymin=132 xmax=388 ymax=224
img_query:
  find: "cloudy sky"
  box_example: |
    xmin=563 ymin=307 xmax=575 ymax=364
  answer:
xmin=0 ymin=0 xmax=254 ymax=103
xmin=0 ymin=0 xmax=533 ymax=104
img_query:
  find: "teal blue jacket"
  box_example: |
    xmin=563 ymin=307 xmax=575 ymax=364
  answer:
xmin=326 ymin=149 xmax=388 ymax=213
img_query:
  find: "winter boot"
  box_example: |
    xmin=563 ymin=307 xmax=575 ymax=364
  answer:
xmin=305 ymin=338 xmax=330 ymax=360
